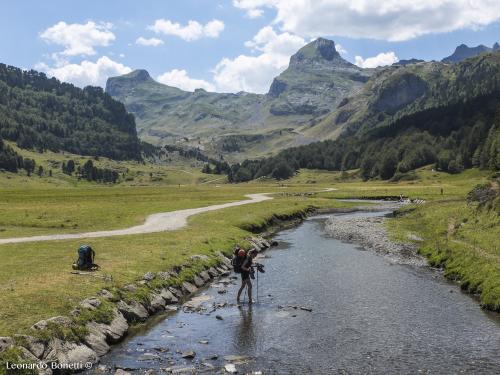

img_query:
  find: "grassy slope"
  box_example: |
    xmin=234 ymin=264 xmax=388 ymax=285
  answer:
xmin=388 ymin=199 xmax=500 ymax=310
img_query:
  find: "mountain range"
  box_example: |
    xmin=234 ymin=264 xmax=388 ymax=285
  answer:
xmin=106 ymin=39 xmax=371 ymax=161
xmin=106 ymin=39 xmax=500 ymax=162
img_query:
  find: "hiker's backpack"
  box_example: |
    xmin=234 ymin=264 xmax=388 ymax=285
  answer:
xmin=75 ymin=245 xmax=95 ymax=270
xmin=231 ymin=248 xmax=246 ymax=273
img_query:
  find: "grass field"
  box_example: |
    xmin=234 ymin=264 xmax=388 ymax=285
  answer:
xmin=388 ymin=200 xmax=500 ymax=310
xmin=0 ymin=165 xmax=498 ymax=337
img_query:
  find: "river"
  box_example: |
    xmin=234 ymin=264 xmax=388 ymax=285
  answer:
xmin=88 ymin=210 xmax=500 ymax=374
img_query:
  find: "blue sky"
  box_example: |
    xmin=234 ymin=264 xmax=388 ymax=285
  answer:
xmin=1 ymin=0 xmax=499 ymax=93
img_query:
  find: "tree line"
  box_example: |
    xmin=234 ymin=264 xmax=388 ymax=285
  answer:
xmin=62 ymin=159 xmax=119 ymax=183
xmin=228 ymin=91 xmax=500 ymax=182
xmin=0 ymin=137 xmax=37 ymax=175
xmin=0 ymin=63 xmax=141 ymax=160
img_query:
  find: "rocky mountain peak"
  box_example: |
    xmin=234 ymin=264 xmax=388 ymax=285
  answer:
xmin=442 ymin=43 xmax=492 ymax=63
xmin=289 ymin=38 xmax=351 ymax=68
xmin=125 ymin=69 xmax=153 ymax=82
xmin=493 ymin=42 xmax=500 ymax=51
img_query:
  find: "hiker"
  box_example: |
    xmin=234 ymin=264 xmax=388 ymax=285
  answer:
xmin=237 ymin=249 xmax=258 ymax=304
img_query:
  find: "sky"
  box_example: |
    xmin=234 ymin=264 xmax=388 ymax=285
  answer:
xmin=1 ymin=0 xmax=500 ymax=94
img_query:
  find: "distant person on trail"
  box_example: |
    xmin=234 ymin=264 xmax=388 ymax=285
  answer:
xmin=237 ymin=249 xmax=258 ymax=304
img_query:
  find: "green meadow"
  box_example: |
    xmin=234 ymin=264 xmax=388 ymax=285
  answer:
xmin=0 ymin=165 xmax=498 ymax=337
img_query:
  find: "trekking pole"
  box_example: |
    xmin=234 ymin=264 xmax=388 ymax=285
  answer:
xmin=256 ymin=267 xmax=259 ymax=303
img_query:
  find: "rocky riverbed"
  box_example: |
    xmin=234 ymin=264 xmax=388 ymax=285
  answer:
xmin=325 ymin=203 xmax=428 ymax=267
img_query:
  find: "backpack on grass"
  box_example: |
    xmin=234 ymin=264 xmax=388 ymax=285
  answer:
xmin=73 ymin=245 xmax=99 ymax=271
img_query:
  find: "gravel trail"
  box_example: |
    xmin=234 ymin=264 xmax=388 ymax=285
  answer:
xmin=0 ymin=193 xmax=273 ymax=245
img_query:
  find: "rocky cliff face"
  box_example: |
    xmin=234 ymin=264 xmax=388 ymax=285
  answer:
xmin=267 ymin=38 xmax=371 ymax=116
xmin=373 ymin=73 xmax=428 ymax=114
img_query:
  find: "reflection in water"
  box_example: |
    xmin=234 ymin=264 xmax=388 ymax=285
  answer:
xmin=235 ymin=305 xmax=254 ymax=349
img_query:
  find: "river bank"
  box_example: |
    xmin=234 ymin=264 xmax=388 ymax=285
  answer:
xmin=86 ymin=209 xmax=500 ymax=374
xmin=0 ymin=198 xmax=333 ymax=375
xmin=324 ymin=202 xmax=427 ymax=267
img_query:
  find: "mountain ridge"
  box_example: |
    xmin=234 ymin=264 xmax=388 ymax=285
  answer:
xmin=442 ymin=42 xmax=499 ymax=63
xmin=105 ymin=38 xmax=371 ymax=161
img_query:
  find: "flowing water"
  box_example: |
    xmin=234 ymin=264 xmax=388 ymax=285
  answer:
xmin=89 ymin=211 xmax=500 ymax=374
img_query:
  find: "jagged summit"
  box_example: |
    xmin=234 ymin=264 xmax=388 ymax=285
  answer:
xmin=442 ymin=43 xmax=498 ymax=63
xmin=289 ymin=38 xmax=352 ymax=68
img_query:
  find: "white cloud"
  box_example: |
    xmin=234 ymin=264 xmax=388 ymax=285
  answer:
xmin=214 ymin=26 xmax=305 ymax=93
xmin=136 ymin=37 xmax=164 ymax=46
xmin=157 ymin=69 xmax=215 ymax=91
xmin=40 ymin=21 xmax=115 ymax=56
xmin=232 ymin=0 xmax=274 ymax=18
xmin=148 ymin=19 xmax=224 ymax=41
xmin=203 ymin=20 xmax=225 ymax=38
xmin=36 ymin=56 xmax=132 ymax=87
xmin=232 ymin=0 xmax=500 ymax=41
xmin=354 ymin=52 xmax=398 ymax=68
xmin=335 ymin=43 xmax=347 ymax=55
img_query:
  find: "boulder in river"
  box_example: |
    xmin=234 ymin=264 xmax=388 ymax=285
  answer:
xmin=224 ymin=363 xmax=237 ymax=373
xmin=181 ymin=350 xmax=196 ymax=359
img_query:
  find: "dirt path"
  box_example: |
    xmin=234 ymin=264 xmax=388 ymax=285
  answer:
xmin=0 ymin=188 xmax=338 ymax=245
xmin=0 ymin=193 xmax=274 ymax=245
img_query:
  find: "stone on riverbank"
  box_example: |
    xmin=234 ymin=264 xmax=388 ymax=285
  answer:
xmin=182 ymin=281 xmax=198 ymax=294
xmin=43 ymin=338 xmax=98 ymax=368
xmin=31 ymin=316 xmax=72 ymax=331
xmin=169 ymin=287 xmax=184 ymax=299
xmin=193 ymin=275 xmax=205 ymax=288
xmin=148 ymin=293 xmax=167 ymax=313
xmin=325 ymin=213 xmax=427 ymax=266
xmin=88 ymin=309 xmax=128 ymax=344
xmin=14 ymin=335 xmax=46 ymax=358
xmin=80 ymin=297 xmax=101 ymax=310
xmin=84 ymin=324 xmax=110 ymax=357
xmin=0 ymin=337 xmax=13 ymax=352
xmin=117 ymin=300 xmax=149 ymax=323
xmin=160 ymin=288 xmax=178 ymax=303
